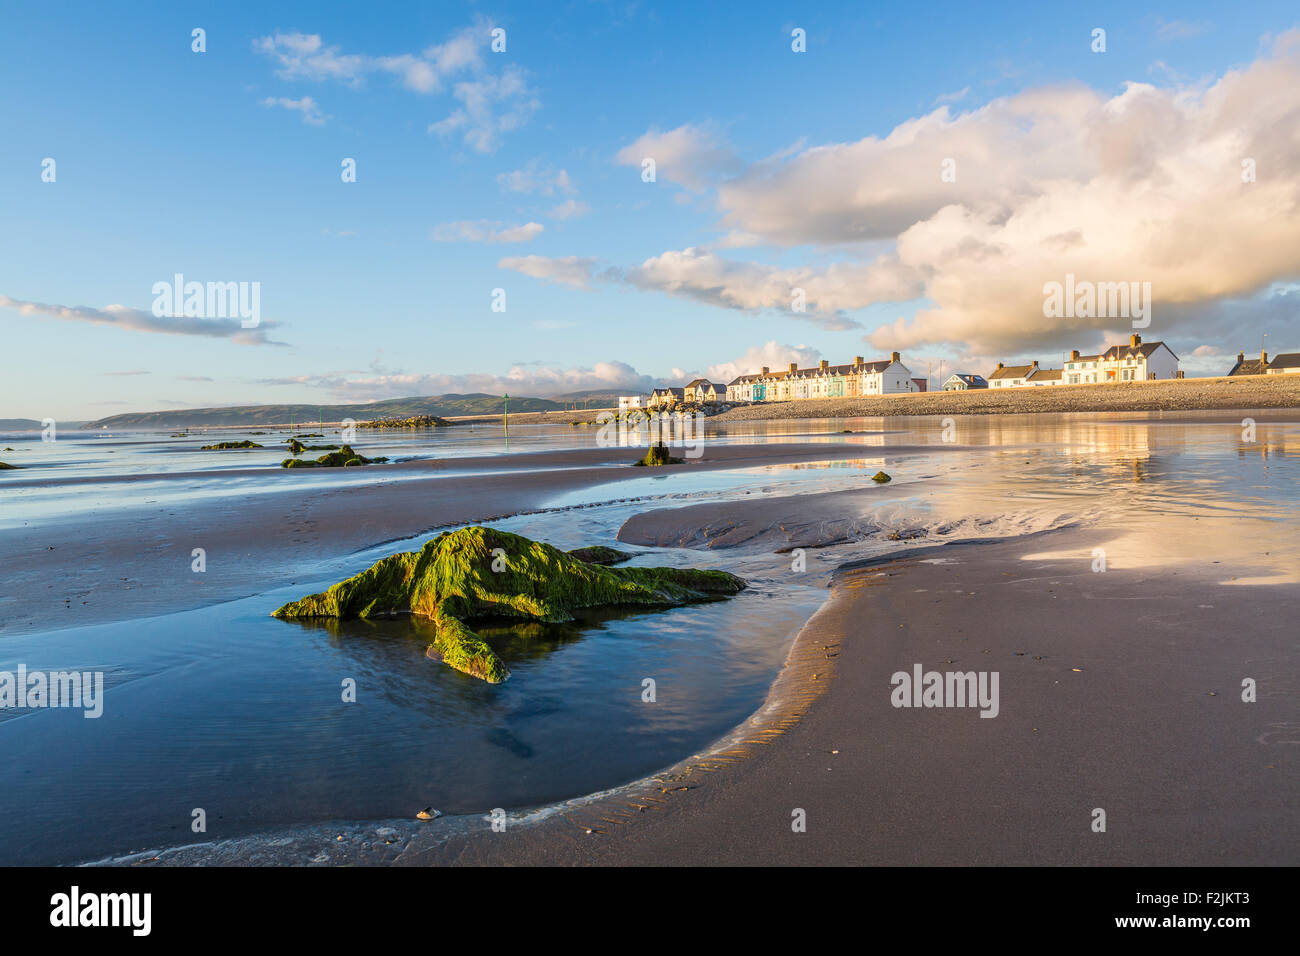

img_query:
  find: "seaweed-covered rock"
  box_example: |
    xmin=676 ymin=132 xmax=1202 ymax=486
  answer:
xmin=357 ymin=415 xmax=453 ymax=429
xmin=0 ymin=461 xmax=18 ymax=470
xmin=287 ymin=438 xmax=340 ymax=455
xmin=634 ymin=442 xmax=684 ymax=467
xmin=272 ymin=527 xmax=746 ymax=683
xmin=200 ymin=440 xmax=263 ymax=450
xmin=279 ymin=444 xmax=389 ymax=468
xmin=871 ymin=471 xmax=891 ymax=483
xmin=566 ymin=545 xmax=632 ymax=566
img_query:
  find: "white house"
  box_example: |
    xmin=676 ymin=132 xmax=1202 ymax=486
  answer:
xmin=1062 ymin=334 xmax=1179 ymax=384
xmin=943 ymin=373 xmax=987 ymax=390
xmin=988 ymin=362 xmax=1038 ymax=388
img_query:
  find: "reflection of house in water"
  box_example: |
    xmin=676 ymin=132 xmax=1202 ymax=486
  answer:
xmin=1050 ymin=421 xmax=1156 ymax=482
xmin=1236 ymin=434 xmax=1298 ymax=461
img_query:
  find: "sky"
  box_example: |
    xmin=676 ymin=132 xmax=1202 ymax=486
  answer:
xmin=2 ymin=0 xmax=1299 ymax=420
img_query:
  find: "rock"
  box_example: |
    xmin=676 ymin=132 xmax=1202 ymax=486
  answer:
xmin=567 ymin=546 xmax=633 ymax=566
xmin=0 ymin=461 xmax=18 ymax=470
xmin=272 ymin=526 xmax=746 ymax=683
xmin=358 ymin=416 xmax=453 ymax=429
xmin=634 ymin=442 xmax=685 ymax=466
xmin=279 ymin=444 xmax=389 ymax=468
xmin=200 ymin=440 xmax=263 ymax=450
xmin=871 ymin=471 xmax=891 ymax=483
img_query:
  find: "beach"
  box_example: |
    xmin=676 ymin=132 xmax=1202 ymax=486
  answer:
xmin=41 ymin=409 xmax=1294 ymax=868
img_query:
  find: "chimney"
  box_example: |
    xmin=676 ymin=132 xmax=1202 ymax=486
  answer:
xmin=996 ymin=362 xmax=1004 ymax=370
xmin=1262 ymin=350 xmax=1268 ymax=367
xmin=1031 ymin=360 xmax=1038 ymax=368
xmin=788 ymin=362 xmax=798 ymax=374
xmin=1237 ymin=351 xmax=1244 ymax=363
xmin=761 ymin=366 xmax=769 ymax=375
xmin=1130 ymin=333 xmax=1141 ymax=347
xmin=1070 ymin=350 xmax=1080 ymax=360
xmin=854 ymin=355 xmax=863 ymax=366
xmin=819 ymin=359 xmax=829 ymax=371
xmin=890 ymin=351 xmax=900 ymax=363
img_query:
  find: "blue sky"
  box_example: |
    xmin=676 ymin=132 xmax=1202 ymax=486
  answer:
xmin=3 ymin=0 xmax=1298 ymax=419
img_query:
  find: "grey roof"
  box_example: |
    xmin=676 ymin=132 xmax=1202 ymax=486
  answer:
xmin=1028 ymin=368 xmax=1062 ymax=381
xmin=945 ymin=373 xmax=987 ymax=387
xmin=1267 ymin=352 xmax=1300 ymax=370
xmin=1100 ymin=340 xmax=1178 ymax=361
xmin=1228 ymin=356 xmax=1267 ymax=376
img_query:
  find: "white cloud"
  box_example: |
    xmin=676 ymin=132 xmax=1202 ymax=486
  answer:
xmin=497 ymin=255 xmax=600 ymax=289
xmin=548 ymin=198 xmax=591 ymax=220
xmin=254 ymin=25 xmax=536 ymax=152
xmin=0 ymin=295 xmax=282 ymax=345
xmin=624 ymin=247 xmax=919 ymax=330
xmin=432 ymin=220 xmax=544 ymax=243
xmin=497 ymin=162 xmax=575 ymax=195
xmin=429 ymin=66 xmax=539 ymax=153
xmin=268 ymin=360 xmax=666 ymax=401
xmin=615 ymin=123 xmax=741 ymax=190
xmin=578 ymin=31 xmax=1300 ymax=355
xmin=705 ymin=341 xmax=823 ymax=383
xmin=261 ymin=95 xmax=328 ymax=125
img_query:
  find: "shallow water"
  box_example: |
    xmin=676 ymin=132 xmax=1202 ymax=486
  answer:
xmin=1 ymin=411 xmax=1297 ymax=864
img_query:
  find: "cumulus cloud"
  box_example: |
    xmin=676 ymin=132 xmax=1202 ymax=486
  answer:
xmin=624 ymin=247 xmax=919 ymax=330
xmin=705 ymin=341 xmax=823 ymax=383
xmin=261 ymin=95 xmax=328 ymax=125
xmin=497 ymin=255 xmax=601 ymax=289
xmin=615 ymin=123 xmax=741 ymax=190
xmin=600 ymin=31 xmax=1300 ymax=355
xmin=0 ymin=295 xmax=283 ymax=345
xmin=432 ymin=220 xmax=544 ymax=243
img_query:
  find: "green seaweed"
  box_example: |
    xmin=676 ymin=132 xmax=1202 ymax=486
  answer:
xmin=279 ymin=444 xmax=388 ymax=468
xmin=634 ymin=442 xmax=684 ymax=466
xmin=357 ymin=415 xmax=452 ymax=429
xmin=272 ymin=527 xmax=746 ymax=683
xmin=287 ymin=438 xmax=340 ymax=455
xmin=200 ymin=440 xmax=263 ymax=450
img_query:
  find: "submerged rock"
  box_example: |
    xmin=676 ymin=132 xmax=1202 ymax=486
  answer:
xmin=0 ymin=461 xmax=18 ymax=470
xmin=871 ymin=471 xmax=891 ymax=483
xmin=200 ymin=440 xmax=263 ymax=450
xmin=279 ymin=444 xmax=388 ymax=468
xmin=566 ymin=545 xmax=632 ymax=566
xmin=272 ymin=526 xmax=746 ymax=683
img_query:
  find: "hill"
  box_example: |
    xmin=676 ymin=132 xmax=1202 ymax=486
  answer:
xmin=81 ymin=394 xmax=572 ymax=429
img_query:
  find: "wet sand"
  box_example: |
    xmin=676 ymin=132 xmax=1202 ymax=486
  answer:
xmin=2 ymin=441 xmax=904 ymax=635
xmin=124 ymin=525 xmax=1296 ymax=866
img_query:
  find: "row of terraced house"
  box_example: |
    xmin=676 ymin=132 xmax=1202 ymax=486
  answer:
xmin=641 ymin=353 xmax=920 ymax=409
